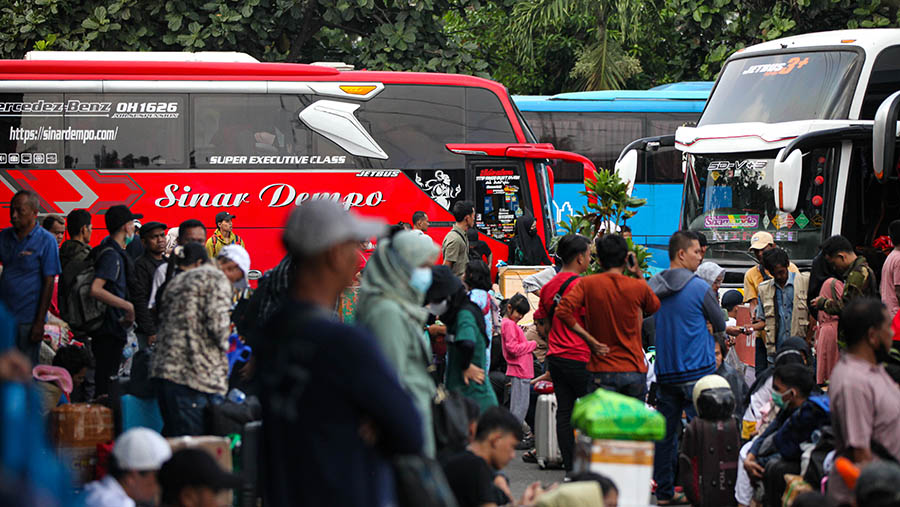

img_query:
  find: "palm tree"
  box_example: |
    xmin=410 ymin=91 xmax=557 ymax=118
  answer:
xmin=510 ymin=0 xmax=648 ymax=90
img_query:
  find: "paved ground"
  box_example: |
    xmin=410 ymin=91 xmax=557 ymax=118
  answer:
xmin=504 ymin=450 xmax=566 ymax=501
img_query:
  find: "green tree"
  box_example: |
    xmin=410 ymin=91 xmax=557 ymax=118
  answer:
xmin=0 ymin=0 xmax=491 ymax=76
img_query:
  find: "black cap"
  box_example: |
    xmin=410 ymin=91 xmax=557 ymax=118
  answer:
xmin=721 ymin=290 xmax=743 ymax=311
xmin=856 ymin=461 xmax=900 ymax=506
xmin=139 ymin=221 xmax=167 ymax=239
xmin=104 ymin=205 xmax=143 ymax=233
xmin=215 ymin=211 xmax=236 ymax=224
xmin=159 ymin=449 xmax=243 ymax=504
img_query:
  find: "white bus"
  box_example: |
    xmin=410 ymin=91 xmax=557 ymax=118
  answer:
xmin=615 ymin=29 xmax=900 ymax=278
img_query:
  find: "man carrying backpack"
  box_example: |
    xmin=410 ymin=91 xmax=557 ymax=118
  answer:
xmin=0 ymin=190 xmax=61 ymax=365
xmin=59 ymin=210 xmax=93 ymax=327
xmin=89 ymin=205 xmax=141 ymax=396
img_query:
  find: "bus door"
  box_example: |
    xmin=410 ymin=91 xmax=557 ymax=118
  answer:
xmin=446 ymin=143 xmax=598 ymax=268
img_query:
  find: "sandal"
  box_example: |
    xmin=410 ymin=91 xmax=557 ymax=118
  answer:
xmin=521 ymin=449 xmax=537 ymax=463
xmin=657 ymin=491 xmax=689 ymax=505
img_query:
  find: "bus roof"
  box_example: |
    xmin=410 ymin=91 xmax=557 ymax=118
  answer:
xmin=513 ymin=82 xmax=712 ymax=113
xmin=734 ymin=28 xmax=900 ymax=59
xmin=0 ymin=59 xmax=507 ymax=90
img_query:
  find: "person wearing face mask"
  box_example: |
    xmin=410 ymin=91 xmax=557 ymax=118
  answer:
xmin=426 ymin=265 xmax=498 ymax=413
xmin=510 ymin=214 xmax=551 ymax=266
xmin=739 ymin=364 xmax=827 ymax=507
xmin=826 ymin=297 xmax=900 ymax=505
xmin=356 ymin=230 xmax=440 ymax=457
xmin=89 ymin=204 xmax=142 ymax=396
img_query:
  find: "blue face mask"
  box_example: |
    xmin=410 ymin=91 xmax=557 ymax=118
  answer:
xmin=410 ymin=267 xmax=433 ymax=294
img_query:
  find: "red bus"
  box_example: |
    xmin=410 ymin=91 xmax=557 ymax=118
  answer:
xmin=0 ymin=53 xmax=596 ymax=274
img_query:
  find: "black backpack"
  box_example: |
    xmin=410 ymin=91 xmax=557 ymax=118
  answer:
xmin=60 ymin=245 xmax=116 ymax=334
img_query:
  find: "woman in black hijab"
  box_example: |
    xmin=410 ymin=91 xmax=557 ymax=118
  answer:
xmin=510 ymin=215 xmax=551 ymax=265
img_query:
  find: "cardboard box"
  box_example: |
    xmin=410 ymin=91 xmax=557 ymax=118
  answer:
xmin=575 ymin=436 xmax=654 ymax=507
xmin=498 ymin=266 xmax=546 ymax=326
xmin=48 ymin=404 xmax=114 ymax=484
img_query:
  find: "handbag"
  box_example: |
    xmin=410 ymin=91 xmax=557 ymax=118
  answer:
xmin=432 ymin=386 xmax=469 ymax=455
xmin=393 ymin=454 xmax=459 ymax=507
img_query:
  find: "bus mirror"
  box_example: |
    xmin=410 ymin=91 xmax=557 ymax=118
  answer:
xmin=873 ymin=90 xmax=900 ymax=182
xmin=773 ymin=149 xmax=803 ymax=213
xmin=614 ymin=149 xmax=638 ymax=195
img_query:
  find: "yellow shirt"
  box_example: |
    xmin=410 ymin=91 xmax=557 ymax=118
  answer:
xmin=205 ymin=229 xmax=245 ymax=260
xmin=742 ymin=262 xmax=800 ymax=302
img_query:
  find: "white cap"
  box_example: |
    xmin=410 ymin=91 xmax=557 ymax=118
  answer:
xmin=112 ymin=428 xmax=172 ymax=471
xmin=219 ymin=244 xmax=251 ymax=280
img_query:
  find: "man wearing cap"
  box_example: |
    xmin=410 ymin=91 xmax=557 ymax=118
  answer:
xmin=743 ymin=231 xmax=800 ymax=375
xmin=205 ymin=212 xmax=244 ymax=260
xmin=158 ymin=449 xmax=243 ymax=507
xmin=89 ymin=204 xmax=142 ymax=396
xmin=84 ymin=427 xmax=172 ymax=507
xmin=257 ymin=199 xmax=423 ymax=507
xmin=0 ymin=190 xmax=62 ymax=364
xmin=131 ymin=221 xmax=167 ymax=349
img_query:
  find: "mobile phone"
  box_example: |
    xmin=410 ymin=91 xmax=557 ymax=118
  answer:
xmin=626 ymin=252 xmax=637 ymax=269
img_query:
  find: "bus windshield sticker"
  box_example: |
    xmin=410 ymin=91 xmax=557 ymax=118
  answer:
xmin=704 ymin=214 xmax=759 ymax=229
xmin=415 ymin=170 xmax=461 ymax=209
xmin=795 ymin=212 xmax=809 ymax=229
xmin=773 ymin=212 xmax=795 ymax=229
xmin=741 ymin=57 xmax=810 ymax=77
xmin=762 ymin=212 xmax=770 ymax=229
xmin=811 ymin=215 xmax=824 ymax=228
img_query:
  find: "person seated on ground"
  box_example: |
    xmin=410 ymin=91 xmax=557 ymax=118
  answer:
xmin=715 ymin=336 xmax=748 ymax=419
xmin=84 ymin=427 xmax=172 ymax=507
xmin=442 ymin=406 xmax=528 ymax=507
xmin=157 ymin=448 xmax=243 ymax=507
xmin=738 ymin=364 xmax=828 ymax=507
xmin=33 ymin=344 xmax=93 ymax=414
xmin=569 ymin=472 xmax=618 ymax=507
xmin=741 ymin=336 xmax=810 ymax=441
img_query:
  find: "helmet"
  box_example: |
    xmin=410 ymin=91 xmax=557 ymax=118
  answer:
xmin=692 ymin=374 xmax=735 ymax=421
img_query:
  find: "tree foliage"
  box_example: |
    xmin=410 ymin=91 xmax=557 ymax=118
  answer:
xmin=0 ymin=0 xmax=491 ymax=76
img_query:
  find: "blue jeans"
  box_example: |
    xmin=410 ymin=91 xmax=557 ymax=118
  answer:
xmin=653 ymin=382 xmax=697 ymax=501
xmin=155 ymin=378 xmax=223 ymax=437
xmin=593 ymin=371 xmax=647 ymax=400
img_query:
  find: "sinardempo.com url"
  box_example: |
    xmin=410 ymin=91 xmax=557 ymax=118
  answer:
xmin=9 ymin=126 xmax=118 ymax=144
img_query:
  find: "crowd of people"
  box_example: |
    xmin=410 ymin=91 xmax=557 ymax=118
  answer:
xmin=2 ymin=186 xmax=900 ymax=506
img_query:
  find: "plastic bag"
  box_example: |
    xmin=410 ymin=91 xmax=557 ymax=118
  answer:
xmin=571 ymin=388 xmax=665 ymax=441
xmin=119 ymin=325 xmax=138 ymax=377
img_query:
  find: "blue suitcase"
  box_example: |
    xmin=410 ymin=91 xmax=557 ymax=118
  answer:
xmin=120 ymin=394 xmax=164 ymax=433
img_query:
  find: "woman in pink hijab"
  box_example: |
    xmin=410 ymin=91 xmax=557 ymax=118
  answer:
xmin=816 ymin=277 xmax=843 ymax=384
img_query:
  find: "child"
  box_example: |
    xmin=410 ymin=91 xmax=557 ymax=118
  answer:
xmin=501 ymin=293 xmax=537 ymax=427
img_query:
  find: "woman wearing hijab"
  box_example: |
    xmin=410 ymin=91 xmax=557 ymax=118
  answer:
xmin=356 ymin=230 xmax=440 ymax=457
xmin=696 ymin=261 xmax=725 ymax=299
xmin=510 ymin=215 xmax=551 ymax=266
xmin=815 ymin=277 xmax=843 ymax=385
xmin=426 ymin=265 xmax=499 ymax=413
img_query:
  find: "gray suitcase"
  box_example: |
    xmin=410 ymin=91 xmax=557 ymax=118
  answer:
xmin=534 ymin=394 xmax=563 ymax=469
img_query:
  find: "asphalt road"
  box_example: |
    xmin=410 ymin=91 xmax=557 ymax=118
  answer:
xmin=504 ymin=451 xmax=566 ymax=501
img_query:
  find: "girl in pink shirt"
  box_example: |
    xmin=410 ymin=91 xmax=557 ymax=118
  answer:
xmin=502 ymin=294 xmax=538 ymax=425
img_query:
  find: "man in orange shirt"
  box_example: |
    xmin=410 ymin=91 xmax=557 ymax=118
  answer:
xmin=556 ymin=234 xmax=660 ymax=399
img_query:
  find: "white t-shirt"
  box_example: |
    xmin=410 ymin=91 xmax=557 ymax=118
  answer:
xmin=83 ymin=475 xmax=136 ymax=507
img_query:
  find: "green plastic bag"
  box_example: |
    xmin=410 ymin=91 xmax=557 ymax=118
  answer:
xmin=571 ymin=388 xmax=665 ymax=441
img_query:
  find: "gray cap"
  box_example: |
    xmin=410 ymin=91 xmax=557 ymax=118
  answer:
xmin=283 ymin=199 xmax=385 ymax=257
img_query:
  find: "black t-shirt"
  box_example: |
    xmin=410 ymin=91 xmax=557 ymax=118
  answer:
xmin=441 ymin=450 xmax=507 ymax=507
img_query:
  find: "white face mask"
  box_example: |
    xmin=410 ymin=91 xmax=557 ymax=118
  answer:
xmin=426 ymin=300 xmax=449 ymax=316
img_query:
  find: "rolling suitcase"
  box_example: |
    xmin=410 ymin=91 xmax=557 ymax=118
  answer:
xmin=678 ymin=417 xmax=740 ymax=507
xmin=534 ymin=394 xmax=563 ymax=469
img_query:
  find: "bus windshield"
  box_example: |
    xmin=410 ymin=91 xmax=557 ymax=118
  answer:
xmin=699 ymin=50 xmax=861 ymax=126
xmin=683 ymin=149 xmax=832 ymax=265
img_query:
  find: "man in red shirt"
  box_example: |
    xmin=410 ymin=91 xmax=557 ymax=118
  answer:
xmin=557 ymin=234 xmax=660 ymax=400
xmin=538 ymin=234 xmax=603 ymax=473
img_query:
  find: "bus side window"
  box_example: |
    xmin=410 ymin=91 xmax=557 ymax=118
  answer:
xmin=0 ymin=93 xmax=63 ymax=169
xmin=861 ymin=46 xmax=900 ymax=120
xmin=465 ymin=87 xmax=517 ymax=143
xmin=406 ymin=168 xmax=466 ymax=211
xmin=65 ymin=94 xmax=187 ymax=169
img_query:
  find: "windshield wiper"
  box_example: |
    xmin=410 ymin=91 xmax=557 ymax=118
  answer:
xmin=710 ymin=248 xmax=759 ymax=264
